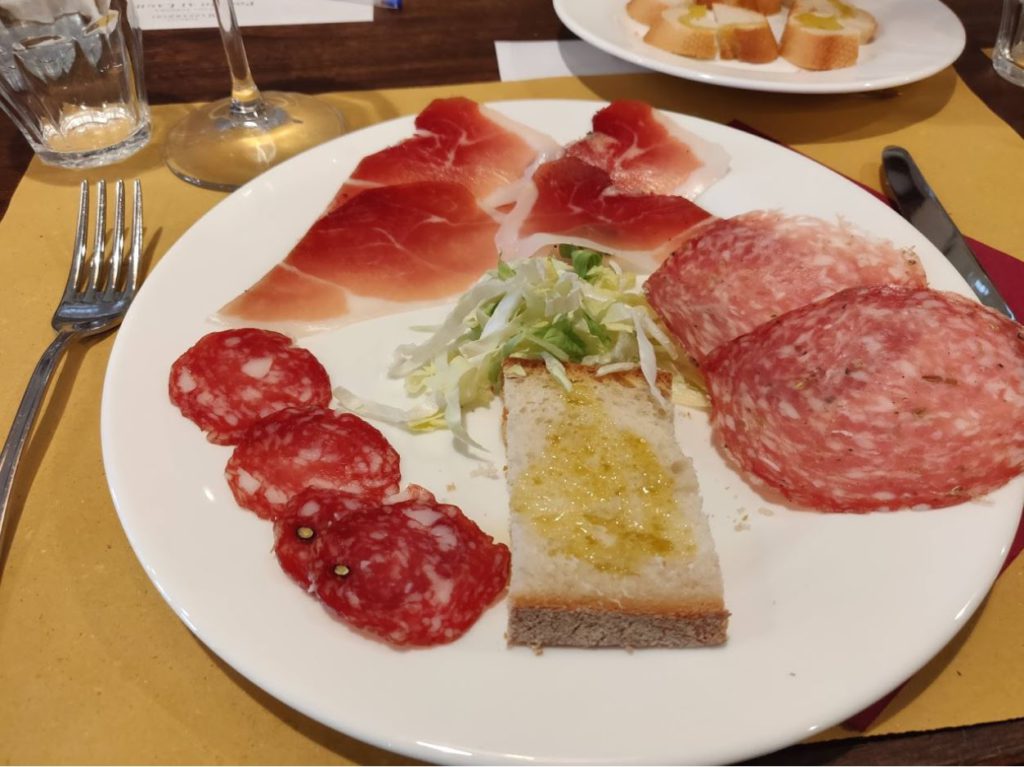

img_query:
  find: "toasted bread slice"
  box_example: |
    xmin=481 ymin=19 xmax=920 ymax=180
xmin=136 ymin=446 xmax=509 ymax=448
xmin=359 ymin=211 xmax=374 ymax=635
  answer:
xmin=713 ymin=4 xmax=779 ymax=63
xmin=644 ymin=3 xmax=718 ymax=59
xmin=627 ymin=0 xmax=688 ymax=26
xmin=503 ymin=361 xmax=728 ymax=649
xmin=780 ymin=8 xmax=859 ymax=69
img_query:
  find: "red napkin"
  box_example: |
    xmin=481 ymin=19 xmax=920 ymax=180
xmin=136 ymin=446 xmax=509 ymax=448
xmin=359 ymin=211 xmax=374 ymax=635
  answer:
xmin=727 ymin=120 xmax=1024 ymax=732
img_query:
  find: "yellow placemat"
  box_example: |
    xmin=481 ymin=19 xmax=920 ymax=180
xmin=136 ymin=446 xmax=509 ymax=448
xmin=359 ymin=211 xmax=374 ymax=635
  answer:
xmin=0 ymin=69 xmax=1022 ymax=764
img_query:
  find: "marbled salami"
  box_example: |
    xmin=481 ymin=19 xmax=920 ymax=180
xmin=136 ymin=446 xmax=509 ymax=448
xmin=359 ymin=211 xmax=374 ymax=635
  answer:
xmin=311 ymin=490 xmax=510 ymax=646
xmin=225 ymin=407 xmax=401 ymax=520
xmin=169 ymin=328 xmax=331 ymax=445
xmin=644 ymin=211 xmax=927 ymax=363
xmin=705 ymin=286 xmax=1024 ymax=512
xmin=273 ymin=488 xmax=378 ymax=589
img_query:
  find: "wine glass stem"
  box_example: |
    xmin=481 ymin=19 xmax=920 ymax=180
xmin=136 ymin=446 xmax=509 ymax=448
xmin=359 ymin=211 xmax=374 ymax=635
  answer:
xmin=212 ymin=0 xmax=263 ymax=116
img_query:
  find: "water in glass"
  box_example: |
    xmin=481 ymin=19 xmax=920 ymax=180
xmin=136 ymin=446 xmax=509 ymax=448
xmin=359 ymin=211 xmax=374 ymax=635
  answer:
xmin=0 ymin=0 xmax=150 ymax=168
xmin=995 ymin=0 xmax=1024 ymax=86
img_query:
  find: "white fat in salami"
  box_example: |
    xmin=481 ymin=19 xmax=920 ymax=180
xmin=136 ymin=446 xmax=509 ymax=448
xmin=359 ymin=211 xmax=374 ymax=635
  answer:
xmin=705 ymin=286 xmax=1024 ymax=512
xmin=225 ymin=407 xmax=401 ymax=520
xmin=169 ymin=328 xmax=331 ymax=445
xmin=644 ymin=211 xmax=927 ymax=363
xmin=311 ymin=491 xmax=510 ymax=646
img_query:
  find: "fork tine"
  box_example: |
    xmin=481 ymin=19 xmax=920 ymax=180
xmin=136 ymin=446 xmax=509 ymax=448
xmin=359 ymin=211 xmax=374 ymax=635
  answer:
xmin=84 ymin=179 xmax=106 ymax=297
xmin=102 ymin=180 xmax=126 ymax=300
xmin=125 ymin=179 xmax=142 ymax=296
xmin=64 ymin=181 xmax=89 ymax=295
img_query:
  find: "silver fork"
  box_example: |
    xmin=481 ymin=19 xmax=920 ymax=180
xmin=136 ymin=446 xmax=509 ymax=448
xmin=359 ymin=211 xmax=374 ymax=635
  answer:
xmin=0 ymin=180 xmax=143 ymax=571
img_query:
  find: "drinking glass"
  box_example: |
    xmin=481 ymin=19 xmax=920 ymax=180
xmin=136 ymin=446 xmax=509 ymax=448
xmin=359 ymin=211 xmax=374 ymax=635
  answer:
xmin=0 ymin=0 xmax=150 ymax=168
xmin=995 ymin=0 xmax=1024 ymax=86
xmin=164 ymin=0 xmax=345 ymax=191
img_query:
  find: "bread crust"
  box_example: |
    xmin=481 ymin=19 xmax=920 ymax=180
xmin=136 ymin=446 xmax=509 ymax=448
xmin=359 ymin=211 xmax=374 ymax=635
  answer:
xmin=509 ymin=605 xmax=729 ymax=649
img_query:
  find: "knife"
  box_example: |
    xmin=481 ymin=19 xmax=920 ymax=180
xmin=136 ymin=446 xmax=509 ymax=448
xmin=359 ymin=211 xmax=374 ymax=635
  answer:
xmin=881 ymin=145 xmax=1014 ymax=321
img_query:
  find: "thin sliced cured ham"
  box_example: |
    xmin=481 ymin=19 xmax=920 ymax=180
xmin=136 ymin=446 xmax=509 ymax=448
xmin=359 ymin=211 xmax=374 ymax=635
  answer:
xmin=219 ymin=181 xmax=501 ymax=334
xmin=565 ymin=100 xmax=729 ymax=198
xmin=329 ymin=97 xmax=559 ymax=211
xmin=644 ymin=211 xmax=928 ymax=363
xmin=495 ymin=156 xmax=714 ymax=273
xmin=705 ymin=286 xmax=1024 ymax=512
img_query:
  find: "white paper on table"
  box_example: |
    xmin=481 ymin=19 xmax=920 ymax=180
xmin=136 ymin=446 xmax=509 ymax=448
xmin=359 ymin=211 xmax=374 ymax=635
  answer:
xmin=134 ymin=0 xmax=374 ymax=31
xmin=494 ymin=39 xmax=646 ymax=82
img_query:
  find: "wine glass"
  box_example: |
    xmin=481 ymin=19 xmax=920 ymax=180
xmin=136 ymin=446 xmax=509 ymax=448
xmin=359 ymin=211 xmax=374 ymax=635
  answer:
xmin=164 ymin=0 xmax=346 ymax=191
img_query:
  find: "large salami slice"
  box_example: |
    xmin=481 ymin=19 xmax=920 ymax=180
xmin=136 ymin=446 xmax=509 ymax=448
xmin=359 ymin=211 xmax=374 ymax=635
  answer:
xmin=225 ymin=407 xmax=401 ymax=520
xmin=310 ymin=491 xmax=510 ymax=646
xmin=169 ymin=328 xmax=332 ymax=445
xmin=705 ymin=286 xmax=1024 ymax=512
xmin=644 ymin=211 xmax=927 ymax=363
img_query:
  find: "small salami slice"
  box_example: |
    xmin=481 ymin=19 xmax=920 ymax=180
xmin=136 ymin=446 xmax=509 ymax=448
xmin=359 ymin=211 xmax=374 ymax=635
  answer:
xmin=311 ymin=494 xmax=510 ymax=646
xmin=273 ymin=488 xmax=379 ymax=589
xmin=644 ymin=211 xmax=926 ymax=363
xmin=169 ymin=328 xmax=332 ymax=445
xmin=225 ymin=407 xmax=401 ymax=520
xmin=705 ymin=285 xmax=1024 ymax=512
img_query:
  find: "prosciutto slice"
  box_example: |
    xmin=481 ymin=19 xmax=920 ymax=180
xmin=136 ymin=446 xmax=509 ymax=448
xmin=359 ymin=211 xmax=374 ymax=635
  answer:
xmin=220 ymin=181 xmax=501 ymax=333
xmin=495 ymin=156 xmax=714 ymax=273
xmin=329 ymin=97 xmax=559 ymax=211
xmin=565 ymin=100 xmax=729 ymax=198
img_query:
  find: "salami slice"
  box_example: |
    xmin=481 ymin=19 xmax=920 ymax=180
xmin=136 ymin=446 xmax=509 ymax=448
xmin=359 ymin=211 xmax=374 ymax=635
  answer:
xmin=644 ymin=211 xmax=927 ymax=363
xmin=169 ymin=328 xmax=332 ymax=445
xmin=225 ymin=407 xmax=401 ymax=520
xmin=705 ymin=286 xmax=1024 ymax=512
xmin=273 ymin=488 xmax=379 ymax=589
xmin=311 ymin=493 xmax=510 ymax=646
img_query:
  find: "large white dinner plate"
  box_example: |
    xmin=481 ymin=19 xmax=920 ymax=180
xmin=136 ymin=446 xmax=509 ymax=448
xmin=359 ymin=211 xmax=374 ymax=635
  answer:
xmin=554 ymin=0 xmax=965 ymax=94
xmin=101 ymin=100 xmax=1022 ymax=765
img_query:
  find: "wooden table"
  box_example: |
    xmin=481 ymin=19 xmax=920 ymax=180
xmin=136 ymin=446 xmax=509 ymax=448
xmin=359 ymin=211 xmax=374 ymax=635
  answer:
xmin=0 ymin=1 xmax=1021 ymax=764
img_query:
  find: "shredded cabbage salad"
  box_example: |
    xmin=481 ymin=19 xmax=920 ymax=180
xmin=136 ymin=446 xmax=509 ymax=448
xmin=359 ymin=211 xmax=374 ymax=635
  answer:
xmin=334 ymin=246 xmax=706 ymax=447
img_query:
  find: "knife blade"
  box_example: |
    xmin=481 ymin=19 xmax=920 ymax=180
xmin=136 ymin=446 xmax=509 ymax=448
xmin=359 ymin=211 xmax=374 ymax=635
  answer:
xmin=881 ymin=146 xmax=1014 ymax=320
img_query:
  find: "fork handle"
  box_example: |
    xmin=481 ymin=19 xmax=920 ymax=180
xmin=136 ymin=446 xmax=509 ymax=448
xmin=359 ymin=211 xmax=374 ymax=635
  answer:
xmin=0 ymin=330 xmax=76 ymax=566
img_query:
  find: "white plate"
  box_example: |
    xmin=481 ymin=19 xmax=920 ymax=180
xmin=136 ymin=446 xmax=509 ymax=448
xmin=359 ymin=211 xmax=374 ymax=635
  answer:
xmin=101 ymin=100 xmax=1021 ymax=765
xmin=554 ymin=0 xmax=966 ymax=94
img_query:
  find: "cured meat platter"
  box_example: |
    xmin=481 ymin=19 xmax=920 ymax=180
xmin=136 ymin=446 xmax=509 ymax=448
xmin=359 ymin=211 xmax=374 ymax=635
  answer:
xmin=101 ymin=100 xmax=1023 ymax=764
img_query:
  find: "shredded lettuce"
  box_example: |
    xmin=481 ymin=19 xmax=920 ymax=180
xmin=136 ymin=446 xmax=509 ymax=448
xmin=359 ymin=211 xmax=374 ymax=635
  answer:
xmin=335 ymin=247 xmax=707 ymax=445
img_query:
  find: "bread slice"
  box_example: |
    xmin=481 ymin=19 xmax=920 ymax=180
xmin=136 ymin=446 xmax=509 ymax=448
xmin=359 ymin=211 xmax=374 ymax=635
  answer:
xmin=644 ymin=3 xmax=719 ymax=59
xmin=779 ymin=7 xmax=859 ymax=69
xmin=797 ymin=0 xmax=877 ymax=43
xmin=502 ymin=360 xmax=728 ymax=649
xmin=627 ymin=0 xmax=687 ymax=26
xmin=713 ymin=3 xmax=779 ymax=63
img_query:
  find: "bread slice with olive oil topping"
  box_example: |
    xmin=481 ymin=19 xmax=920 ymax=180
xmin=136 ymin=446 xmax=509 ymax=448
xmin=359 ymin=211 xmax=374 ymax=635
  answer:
xmin=502 ymin=360 xmax=728 ymax=649
xmin=779 ymin=2 xmax=861 ymax=69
